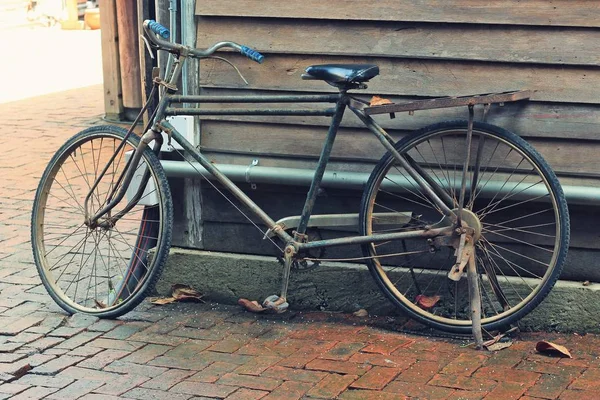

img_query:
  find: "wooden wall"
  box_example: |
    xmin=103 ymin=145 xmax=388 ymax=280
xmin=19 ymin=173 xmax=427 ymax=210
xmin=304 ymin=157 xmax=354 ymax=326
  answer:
xmin=172 ymin=1 xmax=600 ymax=279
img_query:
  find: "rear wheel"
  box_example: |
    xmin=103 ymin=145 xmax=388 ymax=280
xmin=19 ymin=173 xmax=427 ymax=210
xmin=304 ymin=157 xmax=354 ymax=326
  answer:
xmin=359 ymin=121 xmax=569 ymax=333
xmin=31 ymin=125 xmax=173 ymax=318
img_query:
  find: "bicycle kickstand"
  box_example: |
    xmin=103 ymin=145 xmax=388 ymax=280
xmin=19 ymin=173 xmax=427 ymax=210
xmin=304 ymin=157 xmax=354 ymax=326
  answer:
xmin=263 ymin=244 xmax=294 ymax=313
xmin=448 ymin=232 xmax=484 ymax=350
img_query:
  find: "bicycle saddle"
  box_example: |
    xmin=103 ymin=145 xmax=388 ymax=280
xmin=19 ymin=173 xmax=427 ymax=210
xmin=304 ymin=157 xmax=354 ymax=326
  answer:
xmin=303 ymin=64 xmax=379 ymax=88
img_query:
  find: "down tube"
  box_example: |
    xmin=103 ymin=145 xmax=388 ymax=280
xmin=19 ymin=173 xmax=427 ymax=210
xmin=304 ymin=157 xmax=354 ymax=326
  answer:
xmin=163 ymin=121 xmax=293 ymax=243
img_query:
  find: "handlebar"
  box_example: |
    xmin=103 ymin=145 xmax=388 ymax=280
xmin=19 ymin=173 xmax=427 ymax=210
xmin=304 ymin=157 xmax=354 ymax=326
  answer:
xmin=147 ymin=20 xmax=170 ymax=39
xmin=143 ymin=20 xmax=264 ymax=64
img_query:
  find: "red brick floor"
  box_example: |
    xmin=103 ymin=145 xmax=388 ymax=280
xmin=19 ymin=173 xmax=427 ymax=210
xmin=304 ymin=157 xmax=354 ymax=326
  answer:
xmin=0 ymin=86 xmax=599 ymax=399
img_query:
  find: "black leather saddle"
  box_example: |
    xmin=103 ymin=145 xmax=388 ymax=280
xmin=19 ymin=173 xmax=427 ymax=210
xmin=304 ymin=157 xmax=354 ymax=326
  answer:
xmin=302 ymin=64 xmax=379 ymax=89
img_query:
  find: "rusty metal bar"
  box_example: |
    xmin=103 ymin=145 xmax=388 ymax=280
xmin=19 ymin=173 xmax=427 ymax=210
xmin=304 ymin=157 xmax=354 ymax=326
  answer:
xmin=457 ymin=105 xmax=476 ymax=228
xmin=296 ymin=98 xmax=347 ymax=235
xmin=164 ymin=107 xmax=336 ymax=116
xmin=170 ymin=94 xmax=341 ymax=103
xmin=299 ymin=226 xmax=453 ymax=250
xmin=364 ymin=90 xmax=532 ymax=116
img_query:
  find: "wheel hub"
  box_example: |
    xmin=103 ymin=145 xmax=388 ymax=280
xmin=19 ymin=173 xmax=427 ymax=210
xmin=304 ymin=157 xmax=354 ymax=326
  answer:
xmin=456 ymin=209 xmax=482 ymax=243
xmin=437 ymin=208 xmax=482 ymax=243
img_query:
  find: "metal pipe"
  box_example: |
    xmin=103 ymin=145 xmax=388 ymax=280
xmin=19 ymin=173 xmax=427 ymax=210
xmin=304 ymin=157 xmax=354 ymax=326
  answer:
xmin=163 ymin=0 xmax=177 ymax=79
xmin=180 ymin=0 xmax=188 ymax=96
xmin=169 ymin=0 xmax=177 ymax=44
xmin=160 ymin=160 xmax=600 ymax=206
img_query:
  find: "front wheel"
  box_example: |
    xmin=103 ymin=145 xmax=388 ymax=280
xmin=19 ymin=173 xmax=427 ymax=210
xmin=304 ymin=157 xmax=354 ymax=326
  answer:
xmin=31 ymin=126 xmax=173 ymax=318
xmin=359 ymin=121 xmax=569 ymax=333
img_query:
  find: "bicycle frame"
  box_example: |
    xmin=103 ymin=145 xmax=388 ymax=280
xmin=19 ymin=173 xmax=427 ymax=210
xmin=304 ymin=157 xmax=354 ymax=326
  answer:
xmin=35 ymin=20 xmax=568 ymax=342
xmin=85 ymin=44 xmax=461 ymax=256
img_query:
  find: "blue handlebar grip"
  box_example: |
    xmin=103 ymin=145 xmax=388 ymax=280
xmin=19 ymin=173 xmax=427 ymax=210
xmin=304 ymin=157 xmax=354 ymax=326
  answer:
xmin=241 ymin=46 xmax=264 ymax=64
xmin=147 ymin=20 xmax=170 ymax=39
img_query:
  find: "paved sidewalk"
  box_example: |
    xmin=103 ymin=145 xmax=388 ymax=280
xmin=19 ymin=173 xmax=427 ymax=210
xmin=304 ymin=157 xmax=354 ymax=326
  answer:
xmin=0 ymin=86 xmax=599 ymax=400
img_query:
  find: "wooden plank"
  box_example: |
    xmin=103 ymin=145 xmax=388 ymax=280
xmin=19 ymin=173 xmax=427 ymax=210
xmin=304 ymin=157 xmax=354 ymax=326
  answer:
xmin=195 ymin=88 xmax=600 ymax=141
xmin=196 ymin=18 xmax=600 ymax=66
xmin=196 ymin=1 xmax=600 ymax=28
xmin=155 ymin=0 xmax=171 ymax=79
xmin=181 ymin=0 xmax=204 ymax=249
xmin=198 ymin=54 xmax=600 ymax=104
xmin=200 ymin=121 xmax=600 ymax=177
xmin=116 ymin=0 xmax=142 ymax=109
xmin=137 ymin=0 xmax=157 ymax=125
xmin=98 ymin=0 xmax=123 ymax=119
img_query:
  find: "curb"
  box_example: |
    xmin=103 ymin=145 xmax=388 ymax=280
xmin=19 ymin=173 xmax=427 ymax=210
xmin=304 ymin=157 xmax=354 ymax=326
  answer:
xmin=157 ymin=248 xmax=600 ymax=333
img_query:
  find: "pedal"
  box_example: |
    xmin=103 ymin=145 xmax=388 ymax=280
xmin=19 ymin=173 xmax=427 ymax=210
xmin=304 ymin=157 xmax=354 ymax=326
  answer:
xmin=262 ymin=295 xmax=289 ymax=313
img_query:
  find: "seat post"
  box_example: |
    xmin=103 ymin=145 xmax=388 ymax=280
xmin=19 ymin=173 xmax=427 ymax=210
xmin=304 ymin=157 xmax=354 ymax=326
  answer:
xmin=295 ymin=94 xmax=348 ymax=237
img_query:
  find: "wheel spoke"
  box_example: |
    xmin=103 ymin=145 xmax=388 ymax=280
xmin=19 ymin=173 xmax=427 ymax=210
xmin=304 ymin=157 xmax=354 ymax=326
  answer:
xmin=361 ymin=123 xmax=567 ymax=331
xmin=33 ymin=129 xmax=171 ymax=316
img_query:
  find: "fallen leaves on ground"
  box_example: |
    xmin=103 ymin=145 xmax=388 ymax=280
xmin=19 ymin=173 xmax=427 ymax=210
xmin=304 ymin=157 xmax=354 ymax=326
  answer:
xmin=238 ymin=298 xmax=266 ymax=313
xmin=485 ymin=341 xmax=513 ymax=351
xmin=94 ymin=299 xmax=108 ymax=309
xmin=353 ymin=309 xmax=369 ymax=317
xmin=369 ymin=96 xmax=393 ymax=106
xmin=482 ymin=326 xmax=518 ymax=351
xmin=150 ymin=284 xmax=204 ymax=305
xmin=536 ymin=340 xmax=572 ymax=358
xmin=415 ymin=294 xmax=441 ymax=309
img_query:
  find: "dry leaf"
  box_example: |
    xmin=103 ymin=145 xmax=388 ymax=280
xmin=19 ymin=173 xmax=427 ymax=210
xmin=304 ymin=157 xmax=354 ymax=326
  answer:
xmin=238 ymin=298 xmax=266 ymax=313
xmin=151 ymin=284 xmax=204 ymax=306
xmin=94 ymin=299 xmax=108 ymax=309
xmin=353 ymin=309 xmax=369 ymax=317
xmin=11 ymin=363 xmax=32 ymax=379
xmin=486 ymin=341 xmax=513 ymax=352
xmin=483 ymin=326 xmax=518 ymax=349
xmin=536 ymin=341 xmax=572 ymax=358
xmin=150 ymin=297 xmax=177 ymax=305
xmin=415 ymin=294 xmax=441 ymax=309
xmin=370 ymin=96 xmax=393 ymax=106
xmin=171 ymin=284 xmax=204 ymax=302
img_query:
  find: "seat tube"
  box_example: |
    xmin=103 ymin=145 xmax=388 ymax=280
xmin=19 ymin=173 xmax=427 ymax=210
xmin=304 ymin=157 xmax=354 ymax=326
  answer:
xmin=296 ymin=96 xmax=347 ymax=236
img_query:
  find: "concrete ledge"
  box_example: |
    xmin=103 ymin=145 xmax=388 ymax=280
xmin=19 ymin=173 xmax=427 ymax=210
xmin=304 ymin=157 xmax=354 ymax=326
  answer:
xmin=157 ymin=247 xmax=600 ymax=333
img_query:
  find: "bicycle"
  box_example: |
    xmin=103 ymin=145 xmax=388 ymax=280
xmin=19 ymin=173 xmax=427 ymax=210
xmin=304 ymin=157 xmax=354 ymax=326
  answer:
xmin=31 ymin=20 xmax=570 ymax=336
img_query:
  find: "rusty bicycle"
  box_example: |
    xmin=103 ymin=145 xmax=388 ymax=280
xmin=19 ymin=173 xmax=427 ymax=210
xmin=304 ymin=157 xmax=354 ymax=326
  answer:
xmin=31 ymin=20 xmax=570 ymax=336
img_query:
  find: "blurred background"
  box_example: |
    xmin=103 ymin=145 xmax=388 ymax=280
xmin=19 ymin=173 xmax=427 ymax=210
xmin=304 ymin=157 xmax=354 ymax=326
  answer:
xmin=0 ymin=0 xmax=102 ymax=103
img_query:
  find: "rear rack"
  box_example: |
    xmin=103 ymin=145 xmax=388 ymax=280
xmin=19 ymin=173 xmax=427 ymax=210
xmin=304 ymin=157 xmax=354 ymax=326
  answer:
xmin=364 ymin=90 xmax=532 ymax=116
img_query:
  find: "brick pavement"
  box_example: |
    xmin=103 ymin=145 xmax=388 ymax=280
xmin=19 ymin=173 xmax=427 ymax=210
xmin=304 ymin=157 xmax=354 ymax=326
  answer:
xmin=1 ymin=86 xmax=600 ymax=399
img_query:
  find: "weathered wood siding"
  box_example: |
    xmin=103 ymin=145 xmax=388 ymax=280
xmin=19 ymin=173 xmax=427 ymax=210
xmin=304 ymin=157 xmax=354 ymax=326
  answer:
xmin=177 ymin=1 xmax=600 ymax=273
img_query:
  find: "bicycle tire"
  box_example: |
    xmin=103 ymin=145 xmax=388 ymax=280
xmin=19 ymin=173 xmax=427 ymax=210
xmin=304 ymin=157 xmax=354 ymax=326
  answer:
xmin=359 ymin=120 xmax=569 ymax=333
xmin=31 ymin=125 xmax=173 ymax=318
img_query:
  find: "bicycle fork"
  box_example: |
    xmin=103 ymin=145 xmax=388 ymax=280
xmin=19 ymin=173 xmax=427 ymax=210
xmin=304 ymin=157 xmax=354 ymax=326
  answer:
xmin=83 ymin=128 xmax=163 ymax=229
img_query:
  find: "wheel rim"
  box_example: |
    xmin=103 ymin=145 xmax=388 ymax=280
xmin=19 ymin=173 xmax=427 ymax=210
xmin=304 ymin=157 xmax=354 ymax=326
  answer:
xmin=33 ymin=132 xmax=165 ymax=314
xmin=364 ymin=126 xmax=566 ymax=327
